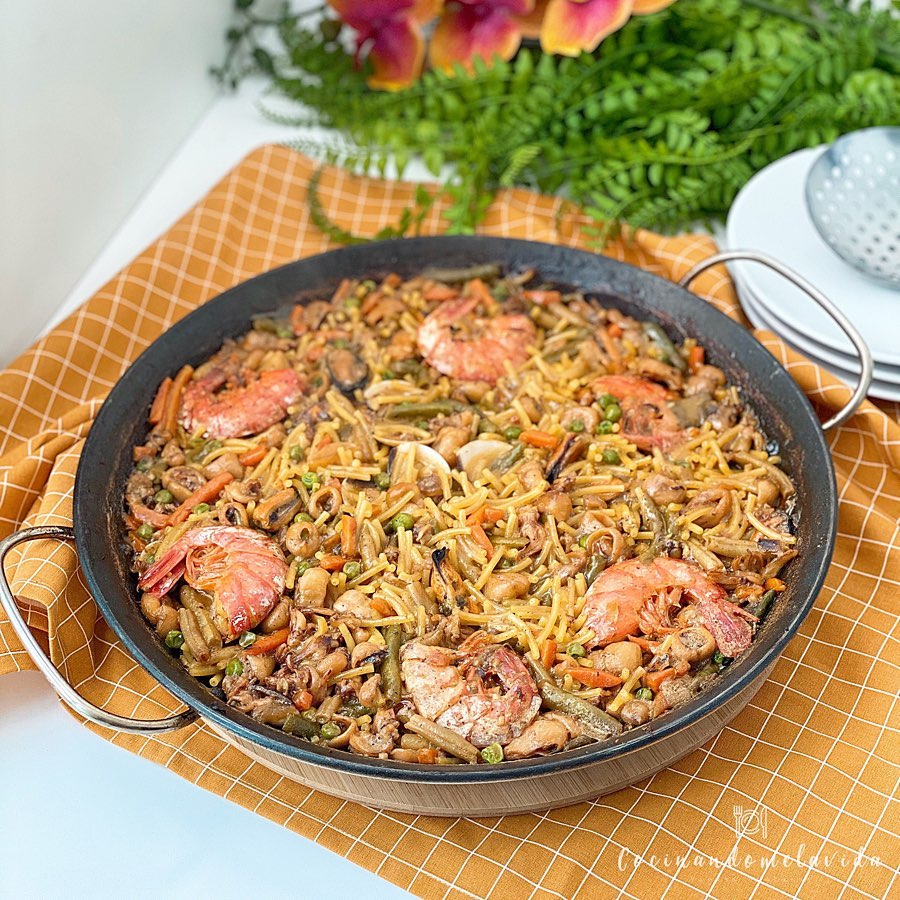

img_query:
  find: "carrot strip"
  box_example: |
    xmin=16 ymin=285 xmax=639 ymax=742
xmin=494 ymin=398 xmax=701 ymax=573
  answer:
xmin=541 ymin=639 xmax=557 ymax=669
xmin=166 ymin=471 xmax=234 ymax=526
xmin=627 ymin=635 xmax=656 ymax=651
xmin=246 ymin=627 xmax=290 ymax=655
xmin=644 ymin=667 xmax=676 ymax=692
xmin=319 ymin=554 xmax=347 ymax=572
xmin=466 ymin=506 xmax=504 ymax=527
xmin=523 ymin=289 xmax=561 ymax=306
xmin=416 ymin=748 xmax=437 ymax=765
xmin=688 ymin=345 xmax=705 ymax=373
xmin=160 ymin=364 xmax=194 ymax=435
xmin=293 ymin=689 xmax=314 ymax=711
xmin=290 ymin=304 xmax=307 ymax=336
xmin=238 ymin=446 xmax=266 ymax=466
xmin=520 ymin=429 xmax=559 ymax=449
xmin=568 ymin=666 xmax=623 ymax=688
xmin=148 ymin=377 xmax=172 ymax=426
xmin=470 ymin=523 xmax=493 ymax=557
xmin=607 ymin=323 xmax=623 ymax=338
xmin=466 ymin=277 xmax=494 ymax=305
xmin=424 ymin=284 xmax=457 ymax=302
xmin=130 ymin=504 xmax=170 ymax=528
xmin=331 ymin=278 xmax=354 ymax=304
xmin=766 ymin=577 xmax=786 ymax=592
xmin=599 ymin=327 xmax=623 ymax=373
xmin=341 ymin=515 xmax=358 ymax=559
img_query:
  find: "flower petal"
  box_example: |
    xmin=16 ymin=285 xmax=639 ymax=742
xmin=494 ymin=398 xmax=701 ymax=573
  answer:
xmin=515 ymin=0 xmax=549 ymax=39
xmin=368 ymin=18 xmax=427 ymax=90
xmin=430 ymin=4 xmax=525 ymax=73
xmin=411 ymin=0 xmax=444 ymax=23
xmin=540 ymin=0 xmax=633 ymax=56
xmin=329 ymin=0 xmax=416 ymax=30
xmin=632 ymin=0 xmax=675 ymax=13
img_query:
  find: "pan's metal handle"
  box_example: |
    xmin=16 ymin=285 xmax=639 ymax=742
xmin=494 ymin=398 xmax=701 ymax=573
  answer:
xmin=678 ymin=249 xmax=873 ymax=432
xmin=0 ymin=525 xmax=198 ymax=734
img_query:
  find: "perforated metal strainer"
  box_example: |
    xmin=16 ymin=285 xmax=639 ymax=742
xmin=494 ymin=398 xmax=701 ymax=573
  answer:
xmin=804 ymin=127 xmax=900 ymax=288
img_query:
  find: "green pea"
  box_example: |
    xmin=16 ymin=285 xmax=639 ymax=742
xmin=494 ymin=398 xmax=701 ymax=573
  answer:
xmin=135 ymin=457 xmax=153 ymax=472
xmin=713 ymin=651 xmax=731 ymax=668
xmin=289 ymin=445 xmax=304 ymax=462
xmin=635 ymin=687 xmax=654 ymax=701
xmin=320 ymin=721 xmax=342 ymax=740
xmin=225 ymin=658 xmax=244 ymax=677
xmin=164 ymin=630 xmax=184 ymax=650
xmin=137 ymin=523 xmax=155 ymax=541
xmin=374 ymin=472 xmax=391 ymax=490
xmin=276 ymin=326 xmax=293 ymax=339
xmin=596 ymin=420 xmax=614 ymax=435
xmin=154 ymin=489 xmax=174 ymax=505
xmin=198 ymin=439 xmax=223 ymax=460
xmin=390 ymin=512 xmax=415 ymax=532
xmin=361 ymin=279 xmax=377 ymax=292
xmin=144 ymin=554 xmax=156 ymax=566
xmin=295 ymin=560 xmax=312 ymax=576
xmin=604 ymin=404 xmax=622 ymax=423
xmin=193 ymin=503 xmax=210 ymax=515
xmin=344 ymin=296 xmax=361 ymax=309
xmin=480 ymin=743 xmax=504 ymax=764
xmin=238 ymin=631 xmax=257 ymax=649
xmin=415 ymin=419 xmax=430 ymax=431
xmin=343 ymin=560 xmax=362 ymax=579
xmin=333 ymin=338 xmax=348 ymax=350
xmin=566 ymin=642 xmax=586 ymax=658
xmin=568 ymin=420 xmax=585 ymax=433
xmin=294 ymin=512 xmax=313 ymax=523
xmin=601 ymin=449 xmax=621 ymax=465
xmin=380 ymin=370 xmax=395 ymax=380
xmin=301 ymin=472 xmax=320 ymax=489
xmin=503 ymin=425 xmax=522 ymax=441
xmin=478 ymin=418 xmax=498 ymax=434
xmin=578 ymin=534 xmax=590 ymax=549
xmin=598 ymin=393 xmax=617 ymax=409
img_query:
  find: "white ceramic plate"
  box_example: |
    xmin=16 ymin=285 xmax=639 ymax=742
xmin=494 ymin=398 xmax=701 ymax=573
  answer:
xmin=726 ymin=147 xmax=900 ymax=366
xmin=736 ymin=274 xmax=900 ymax=402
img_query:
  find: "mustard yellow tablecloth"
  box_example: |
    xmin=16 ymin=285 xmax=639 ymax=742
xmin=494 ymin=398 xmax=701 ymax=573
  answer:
xmin=1 ymin=147 xmax=897 ymax=900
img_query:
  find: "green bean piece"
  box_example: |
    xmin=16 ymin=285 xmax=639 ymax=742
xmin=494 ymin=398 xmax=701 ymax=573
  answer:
xmin=390 ymin=512 xmax=415 ymax=532
xmin=225 ymin=658 xmax=244 ymax=677
xmin=603 ymin=404 xmax=622 ymax=424
xmin=636 ymin=489 xmax=668 ymax=558
xmin=399 ymin=712 xmax=480 ymax=763
xmin=343 ymin=560 xmax=362 ymax=579
xmin=340 ymin=700 xmax=375 ymax=719
xmin=503 ymin=425 xmax=522 ymax=441
xmin=478 ymin=418 xmax=498 ymax=434
xmin=642 ymin=322 xmax=687 ymax=372
xmin=344 ymin=296 xmax=361 ymax=309
xmin=596 ymin=420 xmax=614 ymax=435
xmin=578 ymin=534 xmax=589 ymax=549
xmin=566 ymin=642 xmax=586 ymax=658
xmin=193 ymin=503 xmax=210 ymax=515
xmin=374 ymin=472 xmax=391 ymax=490
xmin=196 ymin=438 xmax=223 ymax=461
xmin=635 ymin=687 xmax=654 ymax=701
xmin=137 ymin=523 xmax=155 ymax=541
xmin=526 ymin=658 xmax=622 ymax=739
xmin=601 ymin=449 xmax=621 ymax=465
xmin=388 ymin=399 xmax=464 ymax=420
xmin=490 ymin=441 xmax=525 ymax=473
xmin=584 ymin=553 xmax=608 ymax=585
xmin=154 ymin=489 xmax=174 ymax=505
xmin=420 ymin=263 xmax=501 ymax=283
xmin=381 ymin=624 xmax=403 ymax=705
xmin=282 ymin=712 xmax=320 ymax=740
xmin=238 ymin=631 xmax=257 ymax=649
xmin=320 ymin=721 xmax=342 ymax=740
xmin=481 ymin=743 xmax=504 ymax=764
xmin=164 ymin=630 xmax=184 ymax=650
xmin=747 ymin=589 xmax=776 ymax=620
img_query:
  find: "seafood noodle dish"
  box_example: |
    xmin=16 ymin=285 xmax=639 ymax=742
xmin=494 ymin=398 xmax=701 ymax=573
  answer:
xmin=125 ymin=265 xmax=799 ymax=765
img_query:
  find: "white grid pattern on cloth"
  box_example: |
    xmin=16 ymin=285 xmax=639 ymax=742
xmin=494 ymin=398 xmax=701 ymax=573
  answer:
xmin=0 ymin=146 xmax=897 ymax=900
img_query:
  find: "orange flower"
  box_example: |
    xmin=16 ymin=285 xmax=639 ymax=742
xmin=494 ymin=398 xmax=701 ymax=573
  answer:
xmin=430 ymin=0 xmax=535 ymax=74
xmin=632 ymin=0 xmax=677 ymax=13
xmin=330 ymin=0 xmax=442 ymax=90
xmin=540 ymin=0 xmax=634 ymax=56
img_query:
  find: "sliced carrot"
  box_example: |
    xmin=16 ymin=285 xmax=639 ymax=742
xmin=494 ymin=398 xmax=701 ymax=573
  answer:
xmin=293 ymin=689 xmax=314 ymax=711
xmin=520 ymin=429 xmax=559 ymax=449
xmin=644 ymin=667 xmax=676 ymax=692
xmin=466 ymin=506 xmax=504 ymax=527
xmin=160 ymin=364 xmax=194 ymax=436
xmin=416 ymin=748 xmax=437 ymax=765
xmin=766 ymin=577 xmax=786 ymax=592
xmin=688 ymin=345 xmax=705 ymax=373
xmin=627 ymin=635 xmax=656 ymax=651
xmin=383 ymin=272 xmax=402 ymax=289
xmin=599 ymin=326 xmax=623 ymax=373
xmin=331 ymin=278 xmax=354 ymax=304
xmin=319 ymin=554 xmax=347 ymax=572
xmin=523 ymin=289 xmax=561 ymax=306
xmin=466 ymin=277 xmax=494 ymax=305
xmin=290 ymin=304 xmax=307 ymax=336
xmin=166 ymin=471 xmax=234 ymax=526
xmin=246 ymin=627 xmax=290 ymax=655
xmin=607 ymin=322 xmax=624 ymax=338
xmin=470 ymin=523 xmax=493 ymax=557
xmin=568 ymin=666 xmax=623 ymax=689
xmin=541 ymin=639 xmax=557 ymax=670
xmin=148 ymin=377 xmax=172 ymax=426
xmin=341 ymin=515 xmax=358 ymax=559
xmin=238 ymin=445 xmax=266 ymax=466
xmin=424 ymin=283 xmax=457 ymax=301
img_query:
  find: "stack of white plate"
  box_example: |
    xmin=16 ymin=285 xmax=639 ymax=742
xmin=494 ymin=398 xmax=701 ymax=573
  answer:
xmin=726 ymin=147 xmax=900 ymax=401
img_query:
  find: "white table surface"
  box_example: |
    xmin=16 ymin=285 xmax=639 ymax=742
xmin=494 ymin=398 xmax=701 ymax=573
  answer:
xmin=1 ymin=77 xmax=414 ymax=900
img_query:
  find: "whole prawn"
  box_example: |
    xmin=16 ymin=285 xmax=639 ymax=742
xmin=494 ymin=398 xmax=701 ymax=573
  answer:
xmin=583 ymin=557 xmax=753 ymax=657
xmin=180 ymin=364 xmax=304 ymax=439
xmin=400 ymin=636 xmax=540 ymax=748
xmin=139 ymin=525 xmax=287 ymax=639
xmin=417 ymin=293 xmax=535 ymax=385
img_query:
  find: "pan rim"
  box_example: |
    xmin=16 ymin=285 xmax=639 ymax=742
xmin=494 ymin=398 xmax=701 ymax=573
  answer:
xmin=73 ymin=235 xmax=837 ymax=784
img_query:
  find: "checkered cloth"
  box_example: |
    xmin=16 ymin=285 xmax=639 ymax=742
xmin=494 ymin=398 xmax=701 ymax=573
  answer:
xmin=1 ymin=147 xmax=897 ymax=900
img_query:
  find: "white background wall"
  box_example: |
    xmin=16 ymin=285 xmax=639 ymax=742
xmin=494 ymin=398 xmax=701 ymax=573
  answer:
xmin=0 ymin=1 xmax=234 ymax=367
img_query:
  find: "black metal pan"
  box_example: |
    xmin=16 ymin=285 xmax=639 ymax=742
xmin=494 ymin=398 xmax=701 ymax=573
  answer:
xmin=0 ymin=237 xmax=871 ymax=815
